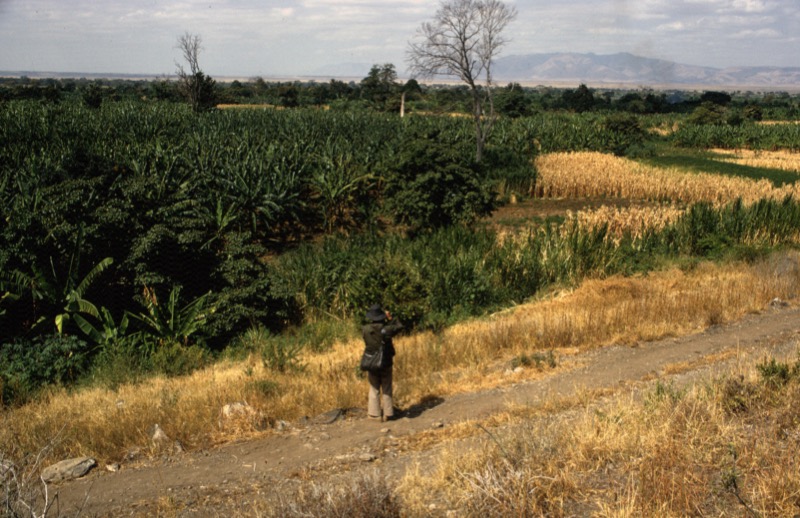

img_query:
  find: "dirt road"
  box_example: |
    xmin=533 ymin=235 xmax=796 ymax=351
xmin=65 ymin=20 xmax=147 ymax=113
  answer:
xmin=54 ymin=303 xmax=800 ymax=516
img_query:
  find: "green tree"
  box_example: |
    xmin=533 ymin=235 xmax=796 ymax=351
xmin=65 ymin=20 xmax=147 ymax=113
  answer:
xmin=562 ymin=84 xmax=595 ymax=113
xmin=495 ymin=82 xmax=531 ymax=118
xmin=360 ymin=64 xmax=399 ymax=111
xmin=385 ymin=128 xmax=495 ymax=232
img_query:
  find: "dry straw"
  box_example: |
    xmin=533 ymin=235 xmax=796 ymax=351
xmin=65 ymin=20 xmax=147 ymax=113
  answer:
xmin=534 ymin=151 xmax=800 ymax=205
xmin=708 ymin=148 xmax=800 ymax=173
xmin=2 ymin=252 xmax=799 ymax=465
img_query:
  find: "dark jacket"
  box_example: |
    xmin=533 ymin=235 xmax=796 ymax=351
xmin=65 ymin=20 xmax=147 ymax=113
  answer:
xmin=362 ymin=319 xmax=403 ymax=368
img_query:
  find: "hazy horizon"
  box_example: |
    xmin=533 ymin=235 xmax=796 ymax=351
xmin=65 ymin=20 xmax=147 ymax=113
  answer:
xmin=1 ymin=0 xmax=798 ymax=78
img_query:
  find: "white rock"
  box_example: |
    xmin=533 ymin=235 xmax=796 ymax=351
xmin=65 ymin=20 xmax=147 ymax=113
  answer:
xmin=358 ymin=453 xmax=377 ymax=462
xmin=150 ymin=423 xmax=170 ymax=444
xmin=41 ymin=457 xmax=96 ymax=483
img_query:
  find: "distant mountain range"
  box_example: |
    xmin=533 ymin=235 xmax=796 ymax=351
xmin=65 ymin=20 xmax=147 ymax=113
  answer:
xmin=313 ymin=52 xmax=799 ymax=89
xmin=5 ymin=52 xmax=798 ymax=89
xmin=492 ymin=52 xmax=800 ymax=88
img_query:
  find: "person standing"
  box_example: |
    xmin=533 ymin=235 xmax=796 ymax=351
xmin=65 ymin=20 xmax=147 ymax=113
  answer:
xmin=362 ymin=304 xmax=403 ymax=422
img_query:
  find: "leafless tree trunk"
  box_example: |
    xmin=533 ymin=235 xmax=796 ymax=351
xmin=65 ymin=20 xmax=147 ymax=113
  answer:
xmin=175 ymin=32 xmax=205 ymax=112
xmin=407 ymin=0 xmax=516 ymax=162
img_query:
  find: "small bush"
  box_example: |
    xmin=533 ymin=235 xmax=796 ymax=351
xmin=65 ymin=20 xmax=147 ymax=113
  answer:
xmin=267 ymin=472 xmax=401 ymax=518
xmin=245 ymin=378 xmax=280 ymax=398
xmin=88 ymin=335 xmax=152 ymax=389
xmin=645 ymin=380 xmax=685 ymax=408
xmin=0 ymin=334 xmax=90 ymax=406
xmin=756 ymin=357 xmax=797 ymax=387
xmin=243 ymin=326 xmax=304 ymax=373
xmin=511 ymin=351 xmax=556 ymax=370
xmin=149 ymin=342 xmax=211 ymax=377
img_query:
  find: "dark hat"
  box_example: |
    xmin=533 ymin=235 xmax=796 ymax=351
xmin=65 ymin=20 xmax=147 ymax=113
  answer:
xmin=365 ymin=304 xmax=386 ymax=322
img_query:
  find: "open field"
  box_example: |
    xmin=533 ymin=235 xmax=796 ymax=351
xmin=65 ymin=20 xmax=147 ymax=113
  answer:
xmin=4 ymin=91 xmax=800 ymax=516
xmin=43 ymin=261 xmax=800 ymax=516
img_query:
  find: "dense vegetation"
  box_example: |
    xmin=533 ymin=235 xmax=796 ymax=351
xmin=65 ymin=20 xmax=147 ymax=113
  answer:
xmin=2 ymin=74 xmax=800 ymax=406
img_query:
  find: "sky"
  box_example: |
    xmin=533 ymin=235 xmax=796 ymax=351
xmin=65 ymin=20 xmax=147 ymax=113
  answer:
xmin=0 ymin=0 xmax=798 ymax=78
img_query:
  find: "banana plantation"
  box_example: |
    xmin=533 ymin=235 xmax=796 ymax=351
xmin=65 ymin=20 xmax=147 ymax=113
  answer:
xmin=3 ymin=93 xmax=800 ymax=405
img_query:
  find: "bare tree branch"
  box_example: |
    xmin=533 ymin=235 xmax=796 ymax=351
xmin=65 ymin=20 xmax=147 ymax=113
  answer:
xmin=407 ymin=0 xmax=517 ymax=162
xmin=175 ymin=32 xmax=216 ymax=112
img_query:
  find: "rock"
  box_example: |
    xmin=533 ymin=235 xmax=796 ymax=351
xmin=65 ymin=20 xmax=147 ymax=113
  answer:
xmin=310 ymin=408 xmax=343 ymax=425
xmin=41 ymin=457 xmax=96 ymax=483
xmin=105 ymin=463 xmax=120 ymax=472
xmin=431 ymin=421 xmax=444 ymax=429
xmin=221 ymin=401 xmax=253 ymax=419
xmin=149 ymin=424 xmax=170 ymax=444
xmin=358 ymin=453 xmax=377 ymax=462
xmin=770 ymin=297 xmax=788 ymax=308
xmin=125 ymin=447 xmax=141 ymax=461
xmin=274 ymin=420 xmax=289 ymax=432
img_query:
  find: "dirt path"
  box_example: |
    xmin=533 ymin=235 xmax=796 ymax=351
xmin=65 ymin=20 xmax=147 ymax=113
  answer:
xmin=54 ymin=304 xmax=800 ymax=516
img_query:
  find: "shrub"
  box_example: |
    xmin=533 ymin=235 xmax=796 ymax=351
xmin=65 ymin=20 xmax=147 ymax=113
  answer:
xmin=384 ymin=128 xmax=495 ymax=232
xmin=148 ymin=341 xmax=211 ymax=377
xmin=601 ymin=113 xmax=647 ymax=156
xmin=242 ymin=326 xmax=305 ymax=373
xmin=266 ymin=471 xmax=401 ymax=518
xmin=0 ymin=334 xmax=90 ymax=406
xmin=756 ymin=357 xmax=798 ymax=387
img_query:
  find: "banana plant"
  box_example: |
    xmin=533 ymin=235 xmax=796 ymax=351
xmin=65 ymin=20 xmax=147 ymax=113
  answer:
xmin=74 ymin=306 xmax=129 ymax=348
xmin=129 ymin=286 xmax=213 ymax=346
xmin=54 ymin=255 xmax=114 ymax=334
xmin=1 ymin=226 xmax=113 ymax=334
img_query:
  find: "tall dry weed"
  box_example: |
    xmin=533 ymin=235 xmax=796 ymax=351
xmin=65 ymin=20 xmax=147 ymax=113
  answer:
xmin=399 ymin=352 xmax=800 ymax=516
xmin=2 ymin=253 xmax=800 ymax=466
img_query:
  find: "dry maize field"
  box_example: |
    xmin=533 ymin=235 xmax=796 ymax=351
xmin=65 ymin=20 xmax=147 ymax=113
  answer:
xmin=535 ymin=151 xmax=800 ymax=205
xmin=531 ymin=150 xmax=800 ymax=239
xmin=709 ymin=148 xmax=800 ymax=172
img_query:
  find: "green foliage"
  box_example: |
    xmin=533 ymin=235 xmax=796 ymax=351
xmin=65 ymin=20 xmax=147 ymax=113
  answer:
xmin=384 ymin=128 xmax=496 ymax=232
xmin=686 ymin=101 xmax=727 ymax=125
xmin=601 ymin=113 xmax=648 ymax=156
xmin=4 ymin=95 xmax=800 ymax=394
xmin=129 ymin=286 xmax=213 ymax=347
xmin=360 ymin=64 xmax=400 ymax=111
xmin=0 ymin=334 xmax=90 ymax=406
xmin=495 ymin=83 xmax=532 ymax=118
xmin=756 ymin=357 xmax=799 ymax=387
xmin=561 ymin=84 xmax=596 ymax=113
xmin=149 ymin=341 xmax=211 ymax=377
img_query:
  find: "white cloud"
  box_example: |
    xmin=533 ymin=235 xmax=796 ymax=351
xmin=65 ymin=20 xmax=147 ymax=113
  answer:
xmin=0 ymin=0 xmax=797 ymax=75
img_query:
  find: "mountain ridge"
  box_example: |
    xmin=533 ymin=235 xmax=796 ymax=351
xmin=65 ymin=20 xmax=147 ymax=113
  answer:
xmin=492 ymin=52 xmax=800 ymax=87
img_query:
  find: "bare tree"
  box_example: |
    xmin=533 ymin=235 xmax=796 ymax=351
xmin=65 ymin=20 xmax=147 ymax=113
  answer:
xmin=407 ymin=0 xmax=516 ymax=162
xmin=175 ymin=32 xmax=216 ymax=112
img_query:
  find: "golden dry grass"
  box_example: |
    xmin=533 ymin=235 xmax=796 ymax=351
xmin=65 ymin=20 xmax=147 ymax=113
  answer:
xmin=568 ymin=204 xmax=685 ymax=243
xmin=398 ymin=348 xmax=800 ymax=517
xmin=534 ymin=151 xmax=800 ymax=205
xmin=709 ymin=148 xmax=800 ymax=173
xmin=2 ymin=252 xmax=799 ymax=467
